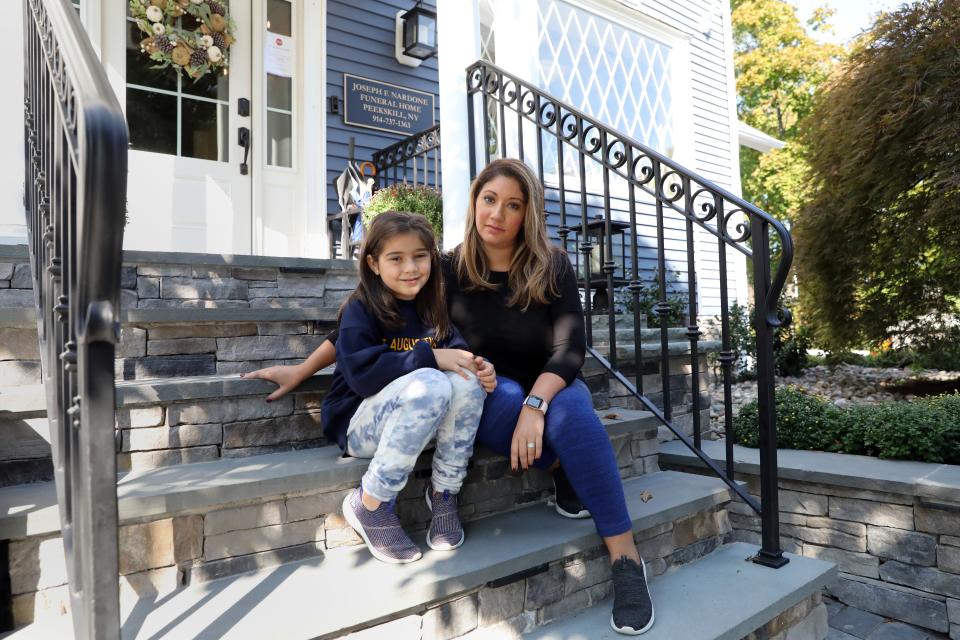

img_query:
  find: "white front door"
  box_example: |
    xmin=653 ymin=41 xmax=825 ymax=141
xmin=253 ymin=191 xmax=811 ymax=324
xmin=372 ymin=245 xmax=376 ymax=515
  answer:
xmin=104 ymin=1 xmax=323 ymax=257
xmin=121 ymin=2 xmax=253 ymax=255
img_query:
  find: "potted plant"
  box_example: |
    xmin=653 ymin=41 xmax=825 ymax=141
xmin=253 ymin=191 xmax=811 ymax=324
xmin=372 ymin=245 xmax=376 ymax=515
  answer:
xmin=363 ymin=184 xmax=443 ymax=240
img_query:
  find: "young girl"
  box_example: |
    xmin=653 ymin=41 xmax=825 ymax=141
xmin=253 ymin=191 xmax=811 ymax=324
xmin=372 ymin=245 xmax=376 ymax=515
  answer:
xmin=322 ymin=211 xmax=489 ymax=564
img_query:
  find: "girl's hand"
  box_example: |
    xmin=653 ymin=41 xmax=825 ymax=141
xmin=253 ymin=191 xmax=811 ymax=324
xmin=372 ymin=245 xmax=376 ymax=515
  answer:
xmin=434 ymin=349 xmax=479 ymax=380
xmin=241 ymin=364 xmax=309 ymax=402
xmin=511 ymin=407 xmax=544 ymax=471
xmin=475 ymin=356 xmax=497 ymax=393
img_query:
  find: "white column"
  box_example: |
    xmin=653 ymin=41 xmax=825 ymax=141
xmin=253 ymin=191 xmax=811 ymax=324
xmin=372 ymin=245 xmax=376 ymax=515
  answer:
xmin=0 ymin=1 xmax=25 ymax=243
xmin=436 ymin=0 xmax=481 ymax=251
xmin=303 ymin=0 xmax=327 ymax=258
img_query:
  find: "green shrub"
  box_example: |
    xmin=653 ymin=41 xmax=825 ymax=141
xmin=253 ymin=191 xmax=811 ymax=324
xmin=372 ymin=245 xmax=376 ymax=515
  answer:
xmin=613 ymin=272 xmax=686 ymax=328
xmin=733 ymin=389 xmax=960 ymax=463
xmin=774 ymin=324 xmax=812 ymax=377
xmin=364 ymin=185 xmax=443 ymax=238
xmin=708 ymin=303 xmax=811 ymax=382
xmin=733 ymin=386 xmax=842 ymax=450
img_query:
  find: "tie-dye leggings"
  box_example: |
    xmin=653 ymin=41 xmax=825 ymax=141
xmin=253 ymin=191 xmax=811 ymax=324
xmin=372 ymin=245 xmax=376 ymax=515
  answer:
xmin=346 ymin=368 xmax=485 ymax=503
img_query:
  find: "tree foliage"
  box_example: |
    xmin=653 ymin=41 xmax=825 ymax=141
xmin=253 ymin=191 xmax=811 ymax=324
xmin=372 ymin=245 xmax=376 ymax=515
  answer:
xmin=732 ymin=0 xmax=841 ymax=239
xmin=795 ymin=0 xmax=960 ymax=349
xmin=732 ymin=0 xmax=840 ymax=140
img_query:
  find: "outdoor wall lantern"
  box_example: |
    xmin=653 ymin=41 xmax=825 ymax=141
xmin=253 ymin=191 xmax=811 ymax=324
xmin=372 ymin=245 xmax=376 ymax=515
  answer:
xmin=395 ymin=2 xmax=437 ymax=67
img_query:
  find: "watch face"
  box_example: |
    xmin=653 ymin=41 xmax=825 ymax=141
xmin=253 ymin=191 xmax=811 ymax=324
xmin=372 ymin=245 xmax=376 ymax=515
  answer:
xmin=526 ymin=396 xmax=544 ymax=409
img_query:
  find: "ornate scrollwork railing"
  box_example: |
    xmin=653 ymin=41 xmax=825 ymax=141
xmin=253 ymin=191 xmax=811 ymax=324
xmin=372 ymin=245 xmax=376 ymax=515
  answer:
xmin=466 ymin=60 xmax=793 ymax=568
xmin=23 ymin=0 xmax=128 ymax=635
xmin=372 ymin=123 xmax=441 ymax=189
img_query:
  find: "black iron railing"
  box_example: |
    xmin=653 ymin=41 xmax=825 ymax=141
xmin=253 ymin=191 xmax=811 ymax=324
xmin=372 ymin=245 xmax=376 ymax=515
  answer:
xmin=372 ymin=123 xmax=441 ymax=189
xmin=467 ymin=60 xmax=793 ymax=568
xmin=23 ymin=0 xmax=127 ymax=636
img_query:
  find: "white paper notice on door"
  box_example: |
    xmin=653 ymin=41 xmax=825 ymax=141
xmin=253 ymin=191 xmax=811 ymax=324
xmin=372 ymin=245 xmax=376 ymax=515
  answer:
xmin=265 ymin=31 xmax=294 ymax=77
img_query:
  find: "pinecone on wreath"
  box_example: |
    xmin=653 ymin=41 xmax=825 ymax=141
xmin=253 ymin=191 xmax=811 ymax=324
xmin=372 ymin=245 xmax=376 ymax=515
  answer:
xmin=189 ymin=49 xmax=207 ymax=67
xmin=155 ymin=34 xmax=175 ymax=54
xmin=208 ymin=1 xmax=226 ymax=16
xmin=211 ymin=31 xmax=226 ymax=50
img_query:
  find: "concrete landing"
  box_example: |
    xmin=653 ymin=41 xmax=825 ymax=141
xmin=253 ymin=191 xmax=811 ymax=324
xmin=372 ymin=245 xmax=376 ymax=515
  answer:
xmin=524 ymin=542 xmax=836 ymax=640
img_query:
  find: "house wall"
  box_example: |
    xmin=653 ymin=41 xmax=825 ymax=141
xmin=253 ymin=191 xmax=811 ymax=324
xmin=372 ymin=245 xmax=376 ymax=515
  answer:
xmin=325 ymin=0 xmax=441 ymax=218
xmin=471 ymin=0 xmax=750 ymax=316
xmin=633 ymin=0 xmax=749 ymax=314
xmin=0 ymin=1 xmax=26 ymax=243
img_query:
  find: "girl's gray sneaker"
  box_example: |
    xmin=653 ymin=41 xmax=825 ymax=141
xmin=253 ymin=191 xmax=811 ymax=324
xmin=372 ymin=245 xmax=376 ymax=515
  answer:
xmin=342 ymin=487 xmax=422 ymax=564
xmin=425 ymin=486 xmax=465 ymax=551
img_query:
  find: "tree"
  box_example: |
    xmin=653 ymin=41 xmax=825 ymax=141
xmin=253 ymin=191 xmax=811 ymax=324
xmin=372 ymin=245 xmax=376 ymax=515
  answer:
xmin=732 ymin=0 xmax=841 ymax=226
xmin=795 ymin=0 xmax=960 ymax=349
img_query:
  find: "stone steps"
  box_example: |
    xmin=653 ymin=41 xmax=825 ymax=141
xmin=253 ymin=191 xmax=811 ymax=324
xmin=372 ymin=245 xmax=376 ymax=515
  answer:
xmin=2 ymin=372 xmax=338 ymax=475
xmin=0 ymin=407 xmax=664 ymax=630
xmin=0 ymin=407 xmax=661 ymax=541
xmin=7 ymin=471 xmax=738 ymax=639
xmin=522 ymin=542 xmax=836 ymax=640
xmin=0 ymin=246 xmax=353 ymax=386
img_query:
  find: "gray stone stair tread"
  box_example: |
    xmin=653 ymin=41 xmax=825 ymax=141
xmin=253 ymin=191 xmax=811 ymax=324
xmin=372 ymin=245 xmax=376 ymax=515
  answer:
xmin=121 ymin=307 xmax=339 ymax=323
xmin=0 ymin=308 xmax=34 ymax=327
xmin=0 ymin=385 xmax=46 ymax=415
xmin=589 ymin=339 xmax=722 ymax=356
xmin=2 ymin=371 xmax=337 ymax=415
xmin=0 ymin=306 xmax=340 ymax=327
xmin=0 ymin=408 xmax=657 ymax=539
xmin=659 ymin=439 xmax=960 ymax=504
xmin=523 ymin=542 xmax=836 ymax=640
xmin=110 ymin=471 xmax=733 ymax=639
xmin=0 ymin=244 xmax=355 ymax=272
xmin=115 ymin=370 xmax=335 ymax=404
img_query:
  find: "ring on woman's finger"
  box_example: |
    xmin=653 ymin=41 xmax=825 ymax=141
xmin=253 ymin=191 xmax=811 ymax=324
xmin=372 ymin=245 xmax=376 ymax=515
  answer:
xmin=526 ymin=442 xmax=535 ymax=449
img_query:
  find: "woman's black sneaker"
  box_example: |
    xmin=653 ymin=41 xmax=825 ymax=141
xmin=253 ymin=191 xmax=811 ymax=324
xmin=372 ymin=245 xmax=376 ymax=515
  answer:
xmin=610 ymin=555 xmax=655 ymax=635
xmin=553 ymin=466 xmax=590 ymax=519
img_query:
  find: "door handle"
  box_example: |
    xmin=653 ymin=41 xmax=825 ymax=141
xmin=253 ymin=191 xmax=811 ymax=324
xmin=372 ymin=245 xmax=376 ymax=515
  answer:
xmin=238 ymin=126 xmax=250 ymax=175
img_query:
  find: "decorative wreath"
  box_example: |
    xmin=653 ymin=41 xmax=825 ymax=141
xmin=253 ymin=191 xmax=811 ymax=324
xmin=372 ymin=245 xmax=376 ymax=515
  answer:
xmin=130 ymin=0 xmax=236 ymax=80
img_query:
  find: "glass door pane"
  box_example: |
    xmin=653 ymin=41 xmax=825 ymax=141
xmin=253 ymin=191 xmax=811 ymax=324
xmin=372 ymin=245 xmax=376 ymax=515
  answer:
xmin=125 ymin=2 xmax=231 ymax=161
xmin=265 ymin=0 xmax=293 ymax=168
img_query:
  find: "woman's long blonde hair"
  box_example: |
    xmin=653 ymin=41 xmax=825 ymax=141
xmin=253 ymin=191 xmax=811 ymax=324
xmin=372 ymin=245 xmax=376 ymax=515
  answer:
xmin=455 ymin=158 xmax=561 ymax=310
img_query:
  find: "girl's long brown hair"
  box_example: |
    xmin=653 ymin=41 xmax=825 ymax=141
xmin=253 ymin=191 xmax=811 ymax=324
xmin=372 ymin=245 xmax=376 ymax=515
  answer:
xmin=456 ymin=158 xmax=561 ymax=310
xmin=341 ymin=211 xmax=449 ymax=339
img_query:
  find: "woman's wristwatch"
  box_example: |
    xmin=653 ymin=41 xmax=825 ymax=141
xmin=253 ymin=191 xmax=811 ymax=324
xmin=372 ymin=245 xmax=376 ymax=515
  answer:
xmin=522 ymin=394 xmax=549 ymax=414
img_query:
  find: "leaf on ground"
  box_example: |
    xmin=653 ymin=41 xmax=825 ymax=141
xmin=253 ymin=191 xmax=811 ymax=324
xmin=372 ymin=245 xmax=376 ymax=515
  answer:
xmin=639 ymin=490 xmax=653 ymax=503
xmin=603 ymin=413 xmax=620 ymax=420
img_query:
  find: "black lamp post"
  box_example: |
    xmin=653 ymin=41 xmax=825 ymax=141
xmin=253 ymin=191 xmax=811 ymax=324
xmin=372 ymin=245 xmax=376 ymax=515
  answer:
xmin=401 ymin=2 xmax=438 ymax=60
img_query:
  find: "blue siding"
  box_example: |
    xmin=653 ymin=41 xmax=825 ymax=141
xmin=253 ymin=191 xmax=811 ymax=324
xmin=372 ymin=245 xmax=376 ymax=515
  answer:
xmin=326 ymin=0 xmax=440 ymax=215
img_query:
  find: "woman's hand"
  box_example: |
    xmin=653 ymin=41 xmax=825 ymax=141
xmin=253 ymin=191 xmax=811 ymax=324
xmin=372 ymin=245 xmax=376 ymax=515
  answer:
xmin=475 ymin=356 xmax=497 ymax=393
xmin=511 ymin=407 xmax=544 ymax=471
xmin=241 ymin=364 xmax=310 ymax=402
xmin=434 ymin=349 xmax=479 ymax=380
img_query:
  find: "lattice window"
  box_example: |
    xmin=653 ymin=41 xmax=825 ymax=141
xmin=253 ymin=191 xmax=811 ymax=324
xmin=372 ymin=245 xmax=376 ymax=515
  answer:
xmin=537 ymin=1 xmax=674 ymax=157
xmin=477 ymin=0 xmax=676 ymax=186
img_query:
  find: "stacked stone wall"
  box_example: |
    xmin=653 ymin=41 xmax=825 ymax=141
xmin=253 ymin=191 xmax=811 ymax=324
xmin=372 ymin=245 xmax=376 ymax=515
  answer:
xmin=740 ymin=592 xmax=827 ymax=640
xmin=0 ymin=258 xmax=354 ymax=384
xmin=114 ymin=390 xmax=329 ymax=470
xmin=670 ymin=463 xmax=960 ymax=638
xmin=116 ymin=322 xmax=334 ymax=379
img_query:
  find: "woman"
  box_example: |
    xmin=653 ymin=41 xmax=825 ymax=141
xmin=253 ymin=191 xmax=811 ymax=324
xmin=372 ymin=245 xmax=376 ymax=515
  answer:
xmin=445 ymin=158 xmax=654 ymax=635
xmin=245 ymin=159 xmax=654 ymax=635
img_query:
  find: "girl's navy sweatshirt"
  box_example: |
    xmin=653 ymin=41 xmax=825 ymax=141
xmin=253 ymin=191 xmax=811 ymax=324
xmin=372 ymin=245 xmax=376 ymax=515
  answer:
xmin=320 ymin=297 xmax=468 ymax=451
